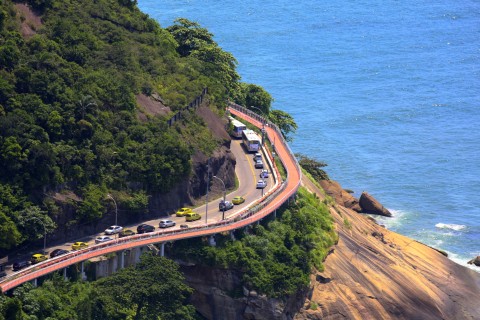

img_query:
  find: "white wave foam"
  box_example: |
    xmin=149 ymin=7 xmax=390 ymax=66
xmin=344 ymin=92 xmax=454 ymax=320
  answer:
xmin=446 ymin=251 xmax=480 ymax=274
xmin=435 ymin=223 xmax=466 ymax=231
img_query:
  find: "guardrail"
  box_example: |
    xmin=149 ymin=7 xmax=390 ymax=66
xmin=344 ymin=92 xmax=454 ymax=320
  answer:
xmin=0 ymin=105 xmax=301 ymax=293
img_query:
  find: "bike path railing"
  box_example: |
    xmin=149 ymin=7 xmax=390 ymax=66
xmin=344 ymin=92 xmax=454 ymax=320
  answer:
xmin=0 ymin=105 xmax=301 ymax=293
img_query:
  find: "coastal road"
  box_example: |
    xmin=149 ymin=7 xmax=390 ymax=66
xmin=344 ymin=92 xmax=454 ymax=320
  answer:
xmin=1 ymin=137 xmax=275 ymax=278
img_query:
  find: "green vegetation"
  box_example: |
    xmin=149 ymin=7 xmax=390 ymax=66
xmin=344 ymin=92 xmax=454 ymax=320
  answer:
xmin=0 ymin=254 xmax=196 ymax=320
xmin=296 ymin=153 xmax=329 ymax=180
xmin=170 ymin=187 xmax=337 ymax=298
xmin=0 ymin=0 xmax=244 ymax=251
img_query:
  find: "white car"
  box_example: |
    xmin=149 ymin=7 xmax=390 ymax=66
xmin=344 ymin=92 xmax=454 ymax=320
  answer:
xmin=253 ymin=153 xmax=262 ymax=161
xmin=95 ymin=236 xmax=113 ymax=244
xmin=159 ymin=219 xmax=176 ymax=228
xmin=256 ymin=179 xmax=267 ymax=189
xmin=260 ymin=169 xmax=269 ymax=178
xmin=104 ymin=225 xmax=123 ymax=235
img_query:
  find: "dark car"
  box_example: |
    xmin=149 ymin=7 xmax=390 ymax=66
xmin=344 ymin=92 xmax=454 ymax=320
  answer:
xmin=137 ymin=224 xmax=155 ymax=234
xmin=12 ymin=260 xmax=30 ymax=271
xmin=219 ymin=200 xmax=234 ymax=211
xmin=0 ymin=271 xmax=6 ymax=279
xmin=50 ymin=249 xmax=69 ymax=258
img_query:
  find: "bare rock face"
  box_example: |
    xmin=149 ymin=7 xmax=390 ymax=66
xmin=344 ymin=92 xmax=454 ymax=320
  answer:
xmin=300 ymin=175 xmax=480 ymax=320
xmin=179 ymin=264 xmax=304 ymax=320
xmin=319 ymin=180 xmax=361 ymax=212
xmin=468 ymin=256 xmax=480 ymax=267
xmin=359 ymin=191 xmax=392 ymax=217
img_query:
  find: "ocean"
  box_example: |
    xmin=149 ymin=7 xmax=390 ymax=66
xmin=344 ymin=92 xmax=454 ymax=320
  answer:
xmin=138 ymin=0 xmax=480 ymax=270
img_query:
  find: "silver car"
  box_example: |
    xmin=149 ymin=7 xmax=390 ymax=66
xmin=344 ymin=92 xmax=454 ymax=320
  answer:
xmin=95 ymin=236 xmax=113 ymax=244
xmin=159 ymin=219 xmax=176 ymax=228
xmin=104 ymin=225 xmax=123 ymax=235
xmin=256 ymin=179 xmax=267 ymax=189
xmin=255 ymin=160 xmax=264 ymax=169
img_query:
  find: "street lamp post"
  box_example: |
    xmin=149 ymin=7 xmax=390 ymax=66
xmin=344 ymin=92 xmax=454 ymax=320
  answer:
xmin=250 ymin=106 xmax=266 ymax=145
xmin=213 ymin=176 xmax=226 ymax=220
xmin=106 ymin=194 xmax=118 ymax=226
xmin=205 ymin=160 xmax=210 ymax=224
xmin=27 ymin=217 xmax=47 ymax=253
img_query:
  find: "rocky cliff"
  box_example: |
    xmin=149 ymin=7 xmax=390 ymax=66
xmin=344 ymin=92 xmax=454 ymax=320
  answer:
xmin=298 ymin=177 xmax=480 ymax=320
xmin=181 ymin=175 xmax=480 ymax=320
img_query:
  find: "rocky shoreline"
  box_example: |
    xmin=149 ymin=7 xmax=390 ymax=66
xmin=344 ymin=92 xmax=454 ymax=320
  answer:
xmin=300 ymin=176 xmax=480 ymax=319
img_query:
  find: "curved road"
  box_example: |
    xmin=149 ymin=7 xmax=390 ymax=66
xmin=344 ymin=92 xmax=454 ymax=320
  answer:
xmin=0 ymin=106 xmax=300 ymax=293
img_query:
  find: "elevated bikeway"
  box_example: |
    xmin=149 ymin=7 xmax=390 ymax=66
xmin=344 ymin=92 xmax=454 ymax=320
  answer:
xmin=0 ymin=106 xmax=301 ymax=293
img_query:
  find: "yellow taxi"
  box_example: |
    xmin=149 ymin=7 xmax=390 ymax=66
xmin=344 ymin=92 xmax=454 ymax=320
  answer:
xmin=232 ymin=196 xmax=245 ymax=205
xmin=185 ymin=212 xmax=201 ymax=222
xmin=31 ymin=253 xmax=48 ymax=264
xmin=72 ymin=242 xmax=89 ymax=250
xmin=176 ymin=207 xmax=193 ymax=217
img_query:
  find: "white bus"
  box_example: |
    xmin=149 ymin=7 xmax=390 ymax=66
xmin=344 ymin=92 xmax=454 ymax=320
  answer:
xmin=228 ymin=116 xmax=247 ymax=138
xmin=242 ymin=129 xmax=261 ymax=153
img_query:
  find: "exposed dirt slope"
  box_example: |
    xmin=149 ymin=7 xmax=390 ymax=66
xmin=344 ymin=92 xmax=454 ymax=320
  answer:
xmin=14 ymin=3 xmax=42 ymax=38
xmin=299 ymin=178 xmax=480 ymax=320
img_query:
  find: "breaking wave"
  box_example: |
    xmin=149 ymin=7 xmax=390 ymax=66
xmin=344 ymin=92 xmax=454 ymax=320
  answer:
xmin=435 ymin=223 xmax=466 ymax=231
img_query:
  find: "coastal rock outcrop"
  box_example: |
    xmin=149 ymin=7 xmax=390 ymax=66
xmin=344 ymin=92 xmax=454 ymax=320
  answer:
xmin=467 ymin=256 xmax=480 ymax=267
xmin=319 ymin=180 xmax=361 ymax=212
xmin=359 ymin=191 xmax=392 ymax=217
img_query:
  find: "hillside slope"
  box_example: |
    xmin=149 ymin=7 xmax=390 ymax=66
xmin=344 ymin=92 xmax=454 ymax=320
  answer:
xmin=300 ymin=177 xmax=480 ymax=319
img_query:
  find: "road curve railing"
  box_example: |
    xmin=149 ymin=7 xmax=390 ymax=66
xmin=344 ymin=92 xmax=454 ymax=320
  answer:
xmin=0 ymin=105 xmax=301 ymax=293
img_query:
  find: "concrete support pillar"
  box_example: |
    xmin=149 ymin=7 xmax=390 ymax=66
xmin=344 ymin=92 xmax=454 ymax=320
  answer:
xmin=230 ymin=231 xmax=236 ymax=241
xmin=63 ymin=267 xmax=67 ymax=280
xmin=160 ymin=243 xmax=165 ymax=257
xmin=32 ymin=278 xmax=37 ymax=287
xmin=134 ymin=247 xmax=142 ymax=263
xmin=119 ymin=250 xmax=125 ymax=269
xmin=274 ymin=209 xmax=277 ymax=219
xmin=208 ymin=235 xmax=216 ymax=247
xmin=80 ymin=261 xmax=86 ymax=281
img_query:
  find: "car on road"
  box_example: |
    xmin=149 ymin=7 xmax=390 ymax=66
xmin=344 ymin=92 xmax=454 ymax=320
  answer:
xmin=254 ymin=159 xmax=264 ymax=169
xmin=180 ymin=224 xmax=189 ymax=229
xmin=176 ymin=207 xmax=193 ymax=217
xmin=50 ymin=249 xmax=69 ymax=258
xmin=12 ymin=260 xmax=30 ymax=271
xmin=256 ymin=179 xmax=267 ymax=189
xmin=219 ymin=200 xmax=234 ymax=211
xmin=104 ymin=225 xmax=123 ymax=235
xmin=260 ymin=169 xmax=269 ymax=178
xmin=159 ymin=219 xmax=176 ymax=228
xmin=232 ymin=196 xmax=245 ymax=205
xmin=185 ymin=212 xmax=201 ymax=222
xmin=95 ymin=236 xmax=113 ymax=244
xmin=253 ymin=152 xmax=262 ymax=161
xmin=137 ymin=224 xmax=155 ymax=234
xmin=31 ymin=253 xmax=48 ymax=264
xmin=119 ymin=229 xmax=135 ymax=238
xmin=72 ymin=242 xmax=89 ymax=251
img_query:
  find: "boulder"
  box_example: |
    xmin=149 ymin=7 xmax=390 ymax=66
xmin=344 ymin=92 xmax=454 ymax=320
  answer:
xmin=319 ymin=180 xmax=362 ymax=212
xmin=467 ymin=256 xmax=480 ymax=267
xmin=359 ymin=192 xmax=392 ymax=217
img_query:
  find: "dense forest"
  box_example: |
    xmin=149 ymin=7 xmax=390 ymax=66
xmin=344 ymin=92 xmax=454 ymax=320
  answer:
xmin=0 ymin=0 xmax=292 ymax=253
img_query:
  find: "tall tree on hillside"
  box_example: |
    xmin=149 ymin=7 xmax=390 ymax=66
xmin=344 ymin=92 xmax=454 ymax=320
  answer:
xmin=268 ymin=109 xmax=297 ymax=142
xmin=92 ymin=254 xmax=195 ymax=320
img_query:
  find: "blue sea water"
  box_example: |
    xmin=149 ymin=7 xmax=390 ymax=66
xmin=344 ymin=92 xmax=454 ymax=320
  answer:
xmin=139 ymin=0 xmax=480 ymax=269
